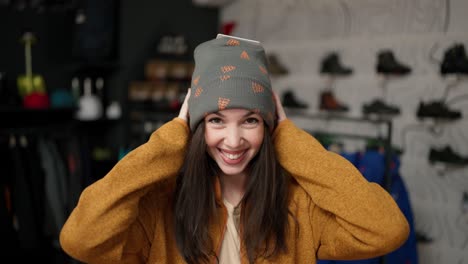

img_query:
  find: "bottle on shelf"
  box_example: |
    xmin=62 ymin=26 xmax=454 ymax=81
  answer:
xmin=76 ymin=77 xmax=103 ymax=121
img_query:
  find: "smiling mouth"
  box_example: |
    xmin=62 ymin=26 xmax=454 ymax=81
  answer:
xmin=219 ymin=149 xmax=246 ymax=164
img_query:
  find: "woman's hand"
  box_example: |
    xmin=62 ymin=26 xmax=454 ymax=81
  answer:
xmin=178 ymin=88 xmax=191 ymax=122
xmin=273 ymin=91 xmax=287 ymax=123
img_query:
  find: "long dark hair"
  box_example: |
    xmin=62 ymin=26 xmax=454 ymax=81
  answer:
xmin=173 ymin=122 xmax=290 ymax=263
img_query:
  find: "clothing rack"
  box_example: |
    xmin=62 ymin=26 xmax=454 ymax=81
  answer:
xmin=0 ymin=107 xmax=80 ymax=148
xmin=0 ymin=107 xmax=90 ymax=264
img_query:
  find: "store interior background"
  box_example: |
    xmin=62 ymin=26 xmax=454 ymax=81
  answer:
xmin=1 ymin=0 xmax=467 ymax=263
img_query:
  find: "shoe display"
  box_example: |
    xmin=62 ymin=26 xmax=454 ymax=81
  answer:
xmin=282 ymin=90 xmax=308 ymax=109
xmin=267 ymin=54 xmax=289 ymax=76
xmin=319 ymin=90 xmax=349 ymax=112
xmin=320 ymin=52 xmax=353 ymax=76
xmin=376 ymin=50 xmax=411 ymax=75
xmin=416 ymin=100 xmax=462 ymax=120
xmin=362 ymin=99 xmax=400 ymax=115
xmin=429 ymin=146 xmax=468 ymax=165
xmin=155 ymin=33 xmax=190 ymax=59
xmin=440 ymin=43 xmax=468 ymax=75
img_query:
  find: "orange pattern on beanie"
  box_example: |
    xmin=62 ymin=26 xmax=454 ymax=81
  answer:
xmin=218 ymin=97 xmax=230 ymax=110
xmin=240 ymin=51 xmax=250 ymax=60
xmin=252 ymin=82 xmax=264 ymax=93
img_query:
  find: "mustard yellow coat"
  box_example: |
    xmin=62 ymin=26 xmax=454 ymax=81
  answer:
xmin=60 ymin=118 xmax=409 ymax=264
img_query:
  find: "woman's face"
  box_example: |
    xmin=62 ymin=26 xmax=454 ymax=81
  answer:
xmin=204 ymin=108 xmax=265 ymax=177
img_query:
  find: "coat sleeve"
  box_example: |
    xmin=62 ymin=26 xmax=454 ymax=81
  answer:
xmin=273 ymin=119 xmax=409 ymax=260
xmin=59 ymin=118 xmax=189 ymax=264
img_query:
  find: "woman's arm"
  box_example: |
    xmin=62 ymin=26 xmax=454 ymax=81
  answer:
xmin=271 ymin=92 xmax=409 ymax=260
xmin=273 ymin=120 xmax=409 ymax=260
xmin=60 ymin=91 xmax=192 ymax=263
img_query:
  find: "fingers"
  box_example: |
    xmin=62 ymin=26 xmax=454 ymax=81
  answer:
xmin=273 ymin=91 xmax=287 ymax=122
xmin=178 ymin=88 xmax=191 ymax=122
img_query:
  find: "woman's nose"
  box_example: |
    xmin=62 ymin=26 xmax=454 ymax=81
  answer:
xmin=224 ymin=126 xmax=243 ymax=148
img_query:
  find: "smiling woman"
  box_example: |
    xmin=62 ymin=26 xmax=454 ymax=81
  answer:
xmin=174 ymin=37 xmax=293 ymax=263
xmin=59 ymin=35 xmax=409 ymax=264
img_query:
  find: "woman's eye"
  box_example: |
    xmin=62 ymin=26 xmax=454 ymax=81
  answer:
xmin=208 ymin=117 xmax=223 ymax=124
xmin=245 ymin=117 xmax=259 ymax=124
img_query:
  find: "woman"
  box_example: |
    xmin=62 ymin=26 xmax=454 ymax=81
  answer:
xmin=60 ymin=36 xmax=409 ymax=264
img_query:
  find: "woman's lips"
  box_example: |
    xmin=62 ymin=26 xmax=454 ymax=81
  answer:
xmin=219 ymin=149 xmax=246 ymax=165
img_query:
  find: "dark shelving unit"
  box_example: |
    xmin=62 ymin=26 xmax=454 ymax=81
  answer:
xmin=0 ymin=107 xmax=77 ymax=129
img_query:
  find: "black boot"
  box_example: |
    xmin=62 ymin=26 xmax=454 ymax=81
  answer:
xmin=376 ymin=50 xmax=411 ymax=75
xmin=416 ymin=100 xmax=462 ymax=120
xmin=267 ymin=54 xmax=289 ymax=76
xmin=440 ymin=43 xmax=468 ymax=75
xmin=429 ymin=146 xmax=468 ymax=165
xmin=282 ymin=90 xmax=308 ymax=109
xmin=362 ymin=99 xmax=400 ymax=115
xmin=320 ymin=52 xmax=353 ymax=76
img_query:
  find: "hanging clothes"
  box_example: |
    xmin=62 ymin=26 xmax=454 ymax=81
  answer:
xmin=0 ymin=136 xmax=21 ymax=252
xmin=38 ymin=137 xmax=68 ymax=248
xmin=386 ymin=156 xmax=418 ymax=264
xmin=55 ymin=135 xmax=85 ymax=215
xmin=11 ymin=135 xmax=45 ymax=250
xmin=0 ymin=131 xmax=88 ymax=263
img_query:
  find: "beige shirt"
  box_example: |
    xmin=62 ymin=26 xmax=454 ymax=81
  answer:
xmin=219 ymin=199 xmax=241 ymax=264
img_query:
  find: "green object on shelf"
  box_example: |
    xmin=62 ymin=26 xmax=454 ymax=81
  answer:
xmin=17 ymin=31 xmax=46 ymax=97
xmin=92 ymin=147 xmax=113 ymax=161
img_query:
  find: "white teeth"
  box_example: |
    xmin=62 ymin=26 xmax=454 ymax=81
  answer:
xmin=223 ymin=151 xmax=244 ymax=160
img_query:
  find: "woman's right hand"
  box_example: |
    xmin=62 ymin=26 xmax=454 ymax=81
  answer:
xmin=178 ymin=88 xmax=191 ymax=122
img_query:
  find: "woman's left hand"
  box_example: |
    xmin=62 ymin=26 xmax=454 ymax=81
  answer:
xmin=273 ymin=91 xmax=287 ymax=123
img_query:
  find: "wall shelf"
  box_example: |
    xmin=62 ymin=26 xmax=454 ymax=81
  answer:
xmin=0 ymin=107 xmax=77 ymax=128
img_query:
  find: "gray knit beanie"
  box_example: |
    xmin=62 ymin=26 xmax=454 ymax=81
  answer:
xmin=188 ymin=36 xmax=276 ymax=131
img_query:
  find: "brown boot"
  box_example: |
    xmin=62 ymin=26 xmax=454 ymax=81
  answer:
xmin=319 ymin=91 xmax=348 ymax=112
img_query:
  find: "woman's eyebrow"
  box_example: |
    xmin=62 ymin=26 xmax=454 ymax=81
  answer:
xmin=211 ymin=112 xmax=225 ymax=117
xmin=210 ymin=111 xmax=256 ymax=118
xmin=242 ymin=111 xmax=256 ymax=117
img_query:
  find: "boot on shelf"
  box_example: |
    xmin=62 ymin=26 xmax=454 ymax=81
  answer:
xmin=440 ymin=43 xmax=468 ymax=75
xmin=376 ymin=50 xmax=411 ymax=75
xmin=416 ymin=100 xmax=462 ymax=120
xmin=282 ymin=90 xmax=308 ymax=109
xmin=320 ymin=52 xmax=353 ymax=76
xmin=362 ymin=99 xmax=400 ymax=116
xmin=429 ymin=146 xmax=468 ymax=166
xmin=319 ymin=90 xmax=349 ymax=112
xmin=267 ymin=54 xmax=289 ymax=76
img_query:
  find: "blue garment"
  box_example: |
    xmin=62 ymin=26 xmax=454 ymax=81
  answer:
xmin=339 ymin=151 xmax=360 ymax=168
xmin=358 ymin=150 xmax=385 ymax=186
xmin=387 ymin=157 xmax=418 ymax=264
